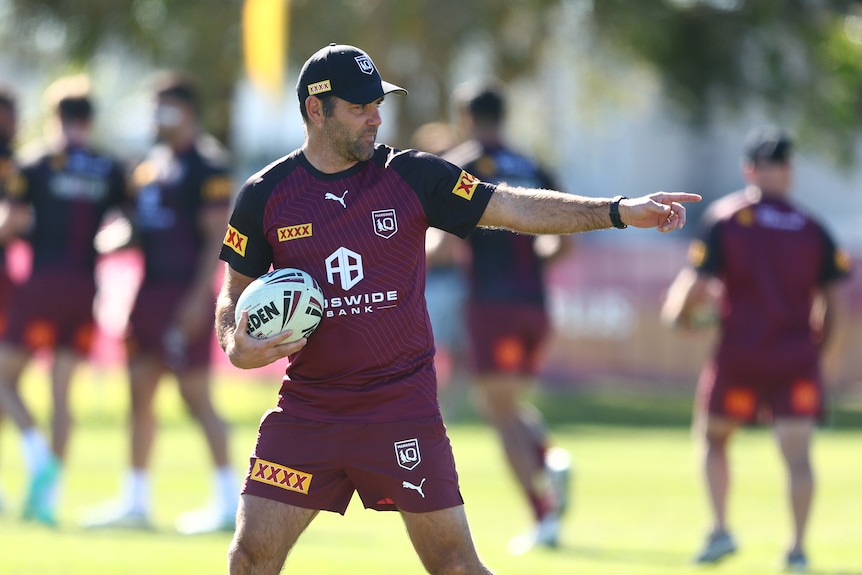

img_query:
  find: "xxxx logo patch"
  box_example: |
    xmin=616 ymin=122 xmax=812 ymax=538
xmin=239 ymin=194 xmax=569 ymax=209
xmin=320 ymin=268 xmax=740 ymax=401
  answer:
xmin=223 ymin=224 xmax=248 ymax=256
xmin=278 ymin=223 xmax=312 ymax=242
xmin=451 ymin=170 xmax=479 ymax=201
xmin=249 ymin=458 xmax=313 ymax=494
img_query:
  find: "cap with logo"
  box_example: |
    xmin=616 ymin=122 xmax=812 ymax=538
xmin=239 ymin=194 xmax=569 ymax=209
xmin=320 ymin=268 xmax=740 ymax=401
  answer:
xmin=297 ymin=43 xmax=407 ymax=106
xmin=744 ymin=125 xmax=793 ymax=165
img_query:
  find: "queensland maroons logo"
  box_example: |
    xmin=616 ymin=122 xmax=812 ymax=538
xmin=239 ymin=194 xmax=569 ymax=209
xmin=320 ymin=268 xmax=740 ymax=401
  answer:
xmin=372 ymin=209 xmax=398 ymax=239
xmin=355 ymin=55 xmax=375 ymax=75
xmin=394 ymin=438 xmax=421 ymax=471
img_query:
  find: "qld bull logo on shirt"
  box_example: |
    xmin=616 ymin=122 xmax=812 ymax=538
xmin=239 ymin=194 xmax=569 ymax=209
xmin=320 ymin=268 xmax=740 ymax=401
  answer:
xmin=394 ymin=438 xmax=421 ymax=471
xmin=371 ymin=209 xmax=398 ymax=239
xmin=250 ymin=458 xmax=313 ymax=495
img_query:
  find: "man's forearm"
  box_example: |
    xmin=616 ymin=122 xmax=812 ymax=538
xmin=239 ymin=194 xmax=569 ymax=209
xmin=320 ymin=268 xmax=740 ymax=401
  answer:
xmin=477 ymin=184 xmax=613 ymax=234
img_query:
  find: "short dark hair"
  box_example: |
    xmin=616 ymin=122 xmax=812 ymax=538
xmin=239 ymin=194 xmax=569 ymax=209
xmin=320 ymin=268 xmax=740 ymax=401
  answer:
xmin=154 ymin=71 xmax=199 ymax=113
xmin=58 ymin=96 xmax=94 ymax=121
xmin=454 ymin=81 xmax=506 ymax=127
xmin=44 ymin=75 xmax=94 ymax=121
xmin=299 ymin=93 xmax=338 ymax=124
xmin=744 ymin=125 xmax=793 ymax=165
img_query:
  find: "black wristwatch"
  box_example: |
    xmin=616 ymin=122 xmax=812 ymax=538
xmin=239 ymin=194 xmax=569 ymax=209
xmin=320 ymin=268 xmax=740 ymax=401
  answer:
xmin=609 ymin=195 xmax=628 ymax=229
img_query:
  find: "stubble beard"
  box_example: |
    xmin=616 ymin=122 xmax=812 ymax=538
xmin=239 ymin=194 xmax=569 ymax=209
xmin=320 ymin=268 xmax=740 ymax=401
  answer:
xmin=326 ymin=117 xmax=376 ymax=163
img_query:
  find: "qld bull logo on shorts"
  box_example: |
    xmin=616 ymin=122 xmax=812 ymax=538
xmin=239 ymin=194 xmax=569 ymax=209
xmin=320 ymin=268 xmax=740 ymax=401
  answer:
xmin=394 ymin=438 xmax=421 ymax=471
xmin=372 ymin=209 xmax=398 ymax=239
xmin=355 ymin=55 xmax=375 ymax=75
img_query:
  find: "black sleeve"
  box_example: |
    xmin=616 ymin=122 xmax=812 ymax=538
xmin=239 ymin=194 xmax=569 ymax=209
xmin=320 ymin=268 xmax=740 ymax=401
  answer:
xmin=388 ymin=150 xmax=495 ymax=239
xmin=817 ymin=225 xmax=852 ymax=285
xmin=691 ymin=221 xmax=723 ymax=277
xmin=219 ymin=176 xmax=273 ymax=278
xmin=108 ymin=160 xmax=128 ymax=209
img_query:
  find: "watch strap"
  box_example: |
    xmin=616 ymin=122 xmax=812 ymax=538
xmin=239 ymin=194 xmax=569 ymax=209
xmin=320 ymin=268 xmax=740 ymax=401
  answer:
xmin=610 ymin=195 xmax=628 ymax=229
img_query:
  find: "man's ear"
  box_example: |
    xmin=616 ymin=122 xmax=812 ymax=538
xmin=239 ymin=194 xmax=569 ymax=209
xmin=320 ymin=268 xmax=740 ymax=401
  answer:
xmin=305 ymin=96 xmax=324 ymax=126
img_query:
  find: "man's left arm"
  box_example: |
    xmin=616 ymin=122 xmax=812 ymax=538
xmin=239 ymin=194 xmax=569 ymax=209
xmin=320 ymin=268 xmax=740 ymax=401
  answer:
xmin=477 ymin=184 xmax=701 ymax=234
xmin=812 ymin=282 xmax=845 ymax=350
xmin=174 ymin=203 xmax=230 ymax=341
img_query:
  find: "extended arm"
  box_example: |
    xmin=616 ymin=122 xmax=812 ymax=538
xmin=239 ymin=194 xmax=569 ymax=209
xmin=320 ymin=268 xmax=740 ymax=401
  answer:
xmin=0 ymin=200 xmax=31 ymax=244
xmin=811 ymin=282 xmax=844 ymax=349
xmin=660 ymin=267 xmax=721 ymax=329
xmin=477 ymin=185 xmax=701 ymax=234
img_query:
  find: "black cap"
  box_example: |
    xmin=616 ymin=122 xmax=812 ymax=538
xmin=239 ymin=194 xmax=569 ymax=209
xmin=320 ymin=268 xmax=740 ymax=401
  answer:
xmin=744 ymin=125 xmax=793 ymax=164
xmin=297 ymin=43 xmax=407 ymax=106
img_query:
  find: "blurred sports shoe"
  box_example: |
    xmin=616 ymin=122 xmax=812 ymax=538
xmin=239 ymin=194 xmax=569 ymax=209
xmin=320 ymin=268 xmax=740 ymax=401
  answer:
xmin=507 ymin=447 xmax=572 ymax=555
xmin=22 ymin=455 xmax=60 ymax=526
xmin=545 ymin=447 xmax=571 ymax=517
xmin=175 ymin=507 xmax=235 ymax=535
xmin=507 ymin=513 xmax=562 ymax=556
xmin=80 ymin=502 xmax=152 ymax=530
xmin=694 ymin=530 xmax=738 ymax=564
xmin=784 ymin=549 xmax=808 ymax=573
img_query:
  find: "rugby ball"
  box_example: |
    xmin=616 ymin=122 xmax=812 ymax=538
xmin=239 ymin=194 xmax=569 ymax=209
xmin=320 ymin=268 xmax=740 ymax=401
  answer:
xmin=235 ymin=268 xmax=324 ymax=343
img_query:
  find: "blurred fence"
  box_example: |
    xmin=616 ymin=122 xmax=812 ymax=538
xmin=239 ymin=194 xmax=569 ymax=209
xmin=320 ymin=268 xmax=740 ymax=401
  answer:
xmin=541 ymin=236 xmax=862 ymax=396
xmin=10 ymin=235 xmax=858 ymax=395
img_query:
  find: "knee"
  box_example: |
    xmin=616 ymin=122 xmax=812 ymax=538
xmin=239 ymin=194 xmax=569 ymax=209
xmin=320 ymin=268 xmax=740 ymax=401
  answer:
xmin=227 ymin=536 xmax=256 ymax=574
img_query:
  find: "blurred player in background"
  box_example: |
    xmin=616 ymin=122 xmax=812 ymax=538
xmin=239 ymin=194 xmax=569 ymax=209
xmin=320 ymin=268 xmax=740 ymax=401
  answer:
xmin=412 ymin=122 xmax=470 ymax=418
xmin=0 ymin=76 xmax=127 ymax=524
xmin=216 ymin=43 xmax=697 ymax=575
xmin=443 ymin=81 xmax=573 ymax=554
xmin=83 ymin=73 xmax=237 ymax=533
xmin=662 ymin=126 xmax=852 ymax=572
xmin=0 ymin=85 xmax=23 ymax=513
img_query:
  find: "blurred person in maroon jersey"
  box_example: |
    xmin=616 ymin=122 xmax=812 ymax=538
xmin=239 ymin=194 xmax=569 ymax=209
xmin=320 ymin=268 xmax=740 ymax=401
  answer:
xmin=0 ymin=85 xmax=24 ymax=513
xmin=0 ymin=76 xmax=127 ymax=525
xmin=443 ymin=80 xmax=574 ymax=555
xmin=662 ymin=126 xmax=852 ymax=572
xmin=82 ymin=72 xmax=238 ymax=534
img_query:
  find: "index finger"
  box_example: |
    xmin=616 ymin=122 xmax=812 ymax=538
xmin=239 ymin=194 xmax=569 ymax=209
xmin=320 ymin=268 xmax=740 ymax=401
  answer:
xmin=656 ymin=191 xmax=702 ymax=204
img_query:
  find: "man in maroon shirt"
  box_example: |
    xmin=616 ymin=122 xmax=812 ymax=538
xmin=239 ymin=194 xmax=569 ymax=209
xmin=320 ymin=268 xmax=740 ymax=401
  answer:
xmin=83 ymin=73 xmax=238 ymax=534
xmin=0 ymin=85 xmax=22 ymax=513
xmin=0 ymin=77 xmax=127 ymax=525
xmin=217 ymin=43 xmax=700 ymax=575
xmin=444 ymin=81 xmax=572 ymax=554
xmin=662 ymin=126 xmax=851 ymax=572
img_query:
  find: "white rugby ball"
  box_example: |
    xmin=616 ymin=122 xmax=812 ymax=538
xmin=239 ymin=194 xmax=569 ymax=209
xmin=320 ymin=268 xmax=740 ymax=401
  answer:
xmin=235 ymin=268 xmax=324 ymax=343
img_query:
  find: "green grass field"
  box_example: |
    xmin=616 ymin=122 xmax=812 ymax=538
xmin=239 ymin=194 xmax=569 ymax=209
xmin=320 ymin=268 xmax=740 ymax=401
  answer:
xmin=1 ymin=364 xmax=861 ymax=575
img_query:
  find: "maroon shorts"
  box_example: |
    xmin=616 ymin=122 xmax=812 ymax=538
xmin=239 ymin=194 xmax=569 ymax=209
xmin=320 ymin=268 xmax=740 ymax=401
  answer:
xmin=2 ymin=270 xmax=96 ymax=354
xmin=126 ymin=283 xmax=213 ymax=369
xmin=466 ymin=303 xmax=550 ymax=376
xmin=697 ymin=361 xmax=824 ymax=423
xmin=242 ymin=410 xmax=464 ymax=514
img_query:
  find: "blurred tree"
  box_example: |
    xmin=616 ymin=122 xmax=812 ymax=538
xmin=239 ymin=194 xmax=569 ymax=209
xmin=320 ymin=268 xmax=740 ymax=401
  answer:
xmin=1 ymin=0 xmax=860 ymax=162
xmin=590 ymin=0 xmax=862 ymax=164
xmin=2 ymin=0 xmax=242 ymax=146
